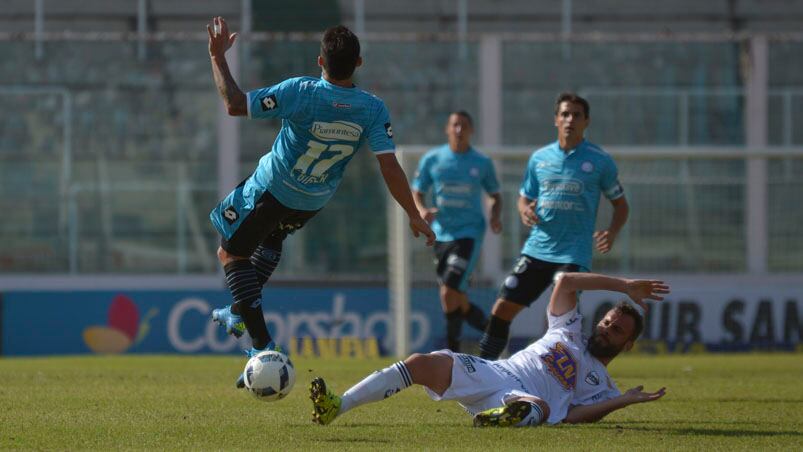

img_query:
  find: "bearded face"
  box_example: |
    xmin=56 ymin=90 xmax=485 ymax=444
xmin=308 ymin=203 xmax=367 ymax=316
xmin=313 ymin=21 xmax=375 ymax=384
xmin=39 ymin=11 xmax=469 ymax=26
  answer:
xmin=587 ymin=330 xmax=623 ymax=359
xmin=587 ymin=309 xmax=636 ymax=359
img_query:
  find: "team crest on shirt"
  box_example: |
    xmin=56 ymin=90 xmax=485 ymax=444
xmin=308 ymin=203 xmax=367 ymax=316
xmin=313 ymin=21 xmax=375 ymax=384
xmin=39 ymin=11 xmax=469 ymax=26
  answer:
xmin=540 ymin=342 xmax=577 ymax=391
xmin=581 ymin=161 xmax=594 ymax=173
xmin=585 ymin=371 xmax=600 ymax=386
xmin=260 ymin=94 xmax=278 ymax=111
xmin=470 ymin=167 xmax=479 ymax=177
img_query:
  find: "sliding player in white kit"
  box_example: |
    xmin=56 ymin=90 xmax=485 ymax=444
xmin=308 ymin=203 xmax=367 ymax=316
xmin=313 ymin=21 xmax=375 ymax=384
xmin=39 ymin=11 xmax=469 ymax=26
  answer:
xmin=310 ymin=272 xmax=668 ymax=426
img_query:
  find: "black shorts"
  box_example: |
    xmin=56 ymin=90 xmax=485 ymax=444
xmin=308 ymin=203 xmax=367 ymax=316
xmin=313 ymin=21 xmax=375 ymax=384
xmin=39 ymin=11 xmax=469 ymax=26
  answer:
xmin=497 ymin=255 xmax=581 ymax=307
xmin=220 ymin=189 xmax=319 ymax=257
xmin=433 ymin=238 xmax=479 ymax=292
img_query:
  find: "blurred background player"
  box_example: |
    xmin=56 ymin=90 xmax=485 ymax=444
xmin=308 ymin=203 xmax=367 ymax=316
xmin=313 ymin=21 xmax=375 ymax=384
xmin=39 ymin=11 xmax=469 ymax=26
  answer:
xmin=412 ymin=111 xmax=503 ymax=352
xmin=479 ymin=93 xmax=630 ymax=360
xmin=310 ymin=271 xmax=668 ymax=427
xmin=206 ymin=17 xmax=435 ymax=379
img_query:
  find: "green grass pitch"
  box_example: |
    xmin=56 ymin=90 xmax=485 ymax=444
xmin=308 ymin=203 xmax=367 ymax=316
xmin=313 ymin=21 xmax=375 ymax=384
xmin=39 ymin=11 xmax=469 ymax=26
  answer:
xmin=1 ymin=354 xmax=801 ymax=450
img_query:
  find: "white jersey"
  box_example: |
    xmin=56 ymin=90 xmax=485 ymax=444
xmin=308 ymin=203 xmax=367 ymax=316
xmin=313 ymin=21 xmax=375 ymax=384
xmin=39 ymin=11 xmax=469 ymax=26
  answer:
xmin=498 ymin=306 xmax=620 ymax=424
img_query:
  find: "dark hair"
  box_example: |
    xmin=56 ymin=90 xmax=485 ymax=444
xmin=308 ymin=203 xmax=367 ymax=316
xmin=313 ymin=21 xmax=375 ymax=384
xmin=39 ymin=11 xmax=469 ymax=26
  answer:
xmin=320 ymin=25 xmax=361 ymax=80
xmin=449 ymin=110 xmax=474 ymax=127
xmin=613 ymin=301 xmax=644 ymax=341
xmin=554 ymin=92 xmax=590 ymax=118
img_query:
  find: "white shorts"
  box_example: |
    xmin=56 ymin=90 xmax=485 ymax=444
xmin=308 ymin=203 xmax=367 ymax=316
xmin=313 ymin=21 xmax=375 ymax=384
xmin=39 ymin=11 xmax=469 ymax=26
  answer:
xmin=424 ymin=349 xmax=537 ymax=416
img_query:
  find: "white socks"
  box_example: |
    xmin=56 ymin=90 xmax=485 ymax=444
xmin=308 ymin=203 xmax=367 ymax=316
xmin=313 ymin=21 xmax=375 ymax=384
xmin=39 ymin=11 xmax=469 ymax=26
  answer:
xmin=339 ymin=361 xmax=413 ymax=415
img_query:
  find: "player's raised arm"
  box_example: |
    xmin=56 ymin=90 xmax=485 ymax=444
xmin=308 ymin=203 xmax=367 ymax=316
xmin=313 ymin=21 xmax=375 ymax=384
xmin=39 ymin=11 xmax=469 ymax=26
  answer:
xmin=207 ymin=16 xmax=246 ymax=116
xmin=377 ymin=153 xmax=435 ymax=246
xmin=549 ymin=272 xmax=670 ymax=316
xmin=563 ymin=385 xmax=666 ymax=424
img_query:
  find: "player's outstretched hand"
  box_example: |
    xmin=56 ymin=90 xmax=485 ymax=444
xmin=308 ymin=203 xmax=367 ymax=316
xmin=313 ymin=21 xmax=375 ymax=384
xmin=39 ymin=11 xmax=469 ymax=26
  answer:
xmin=207 ymin=16 xmax=238 ymax=57
xmin=409 ymin=215 xmax=436 ymax=246
xmin=624 ymin=279 xmax=670 ymax=311
xmin=593 ymin=230 xmax=616 ymax=253
xmin=622 ymin=385 xmax=666 ymax=405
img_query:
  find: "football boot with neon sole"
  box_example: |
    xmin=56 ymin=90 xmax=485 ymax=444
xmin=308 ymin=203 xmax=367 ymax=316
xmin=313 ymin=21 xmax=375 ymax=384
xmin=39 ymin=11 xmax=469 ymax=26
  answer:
xmin=309 ymin=377 xmax=342 ymax=425
xmin=211 ymin=305 xmax=246 ymax=338
xmin=472 ymin=400 xmax=539 ymax=427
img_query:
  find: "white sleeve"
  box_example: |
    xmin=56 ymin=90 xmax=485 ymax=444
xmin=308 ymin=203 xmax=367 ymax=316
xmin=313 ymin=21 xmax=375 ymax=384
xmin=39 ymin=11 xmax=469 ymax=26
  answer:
xmin=546 ymin=306 xmax=583 ymax=336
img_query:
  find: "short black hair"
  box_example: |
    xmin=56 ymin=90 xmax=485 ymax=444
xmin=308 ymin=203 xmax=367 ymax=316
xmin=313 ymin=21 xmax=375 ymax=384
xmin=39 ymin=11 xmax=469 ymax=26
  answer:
xmin=613 ymin=301 xmax=644 ymax=341
xmin=320 ymin=25 xmax=361 ymax=80
xmin=449 ymin=110 xmax=474 ymax=128
xmin=554 ymin=92 xmax=590 ymax=118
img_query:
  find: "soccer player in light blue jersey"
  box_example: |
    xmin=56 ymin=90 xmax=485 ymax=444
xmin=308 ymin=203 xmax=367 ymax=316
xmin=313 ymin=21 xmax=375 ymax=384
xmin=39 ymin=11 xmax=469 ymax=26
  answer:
xmin=412 ymin=111 xmax=502 ymax=352
xmin=479 ymin=93 xmax=630 ymax=360
xmin=205 ymin=17 xmax=434 ymax=382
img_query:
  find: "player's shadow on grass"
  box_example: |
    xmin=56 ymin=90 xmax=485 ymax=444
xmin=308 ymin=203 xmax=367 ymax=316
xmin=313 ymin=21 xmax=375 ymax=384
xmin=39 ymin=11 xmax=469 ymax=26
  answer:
xmin=590 ymin=425 xmax=801 ymax=438
xmin=611 ymin=420 xmax=781 ymax=427
xmin=318 ymin=437 xmax=392 ymax=444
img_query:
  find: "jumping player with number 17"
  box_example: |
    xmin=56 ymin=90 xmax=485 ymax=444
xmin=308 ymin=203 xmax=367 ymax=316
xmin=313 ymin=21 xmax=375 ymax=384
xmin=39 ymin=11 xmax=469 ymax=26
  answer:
xmin=205 ymin=16 xmax=435 ymax=388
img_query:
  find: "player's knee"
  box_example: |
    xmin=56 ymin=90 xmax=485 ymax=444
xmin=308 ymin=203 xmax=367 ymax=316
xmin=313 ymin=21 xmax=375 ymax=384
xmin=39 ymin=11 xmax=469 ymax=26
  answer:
xmin=490 ymin=299 xmax=521 ymax=320
xmin=404 ymin=353 xmax=452 ymax=390
xmin=217 ymin=246 xmax=247 ymax=266
xmin=440 ymin=285 xmax=464 ymax=309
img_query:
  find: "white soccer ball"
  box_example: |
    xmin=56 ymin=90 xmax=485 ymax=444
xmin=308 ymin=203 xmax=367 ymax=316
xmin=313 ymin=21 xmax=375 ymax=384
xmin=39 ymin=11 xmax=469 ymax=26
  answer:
xmin=242 ymin=350 xmax=296 ymax=402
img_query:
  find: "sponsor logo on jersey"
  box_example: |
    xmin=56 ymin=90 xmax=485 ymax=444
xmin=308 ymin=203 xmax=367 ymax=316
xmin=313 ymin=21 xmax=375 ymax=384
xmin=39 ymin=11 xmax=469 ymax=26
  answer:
xmin=470 ymin=167 xmax=480 ymax=177
xmin=384 ymin=122 xmax=393 ymax=139
xmin=223 ymin=206 xmax=239 ymax=224
xmin=457 ymin=354 xmax=477 ymax=373
xmin=581 ymin=161 xmax=594 ymax=173
xmin=540 ymin=178 xmax=584 ymax=195
xmin=537 ymin=162 xmax=560 ymax=171
xmin=260 ymin=94 xmax=278 ymax=111
xmin=310 ymin=121 xmax=363 ymax=142
xmin=440 ymin=183 xmax=472 ymax=195
xmin=538 ymin=199 xmax=585 ymax=212
xmin=585 ymin=371 xmax=600 ymax=386
xmin=540 ymin=342 xmax=578 ymax=391
xmin=332 ymin=102 xmax=351 ymax=109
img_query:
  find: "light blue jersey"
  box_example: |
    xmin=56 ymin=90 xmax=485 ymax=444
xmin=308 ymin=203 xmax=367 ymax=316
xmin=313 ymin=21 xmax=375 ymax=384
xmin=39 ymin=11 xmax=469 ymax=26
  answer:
xmin=247 ymin=76 xmax=393 ymax=210
xmin=210 ymin=76 xmax=395 ymax=238
xmin=519 ymin=140 xmax=624 ymax=270
xmin=412 ymin=145 xmax=500 ymax=241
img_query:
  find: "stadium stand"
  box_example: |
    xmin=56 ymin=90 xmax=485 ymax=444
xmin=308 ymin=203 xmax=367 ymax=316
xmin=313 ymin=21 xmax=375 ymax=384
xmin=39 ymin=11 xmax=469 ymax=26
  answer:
xmin=0 ymin=0 xmax=801 ymax=274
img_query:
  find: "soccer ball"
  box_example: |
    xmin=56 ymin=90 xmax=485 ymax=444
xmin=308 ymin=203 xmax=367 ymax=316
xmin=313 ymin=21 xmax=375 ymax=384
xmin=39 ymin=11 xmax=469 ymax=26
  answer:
xmin=243 ymin=350 xmax=296 ymax=402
